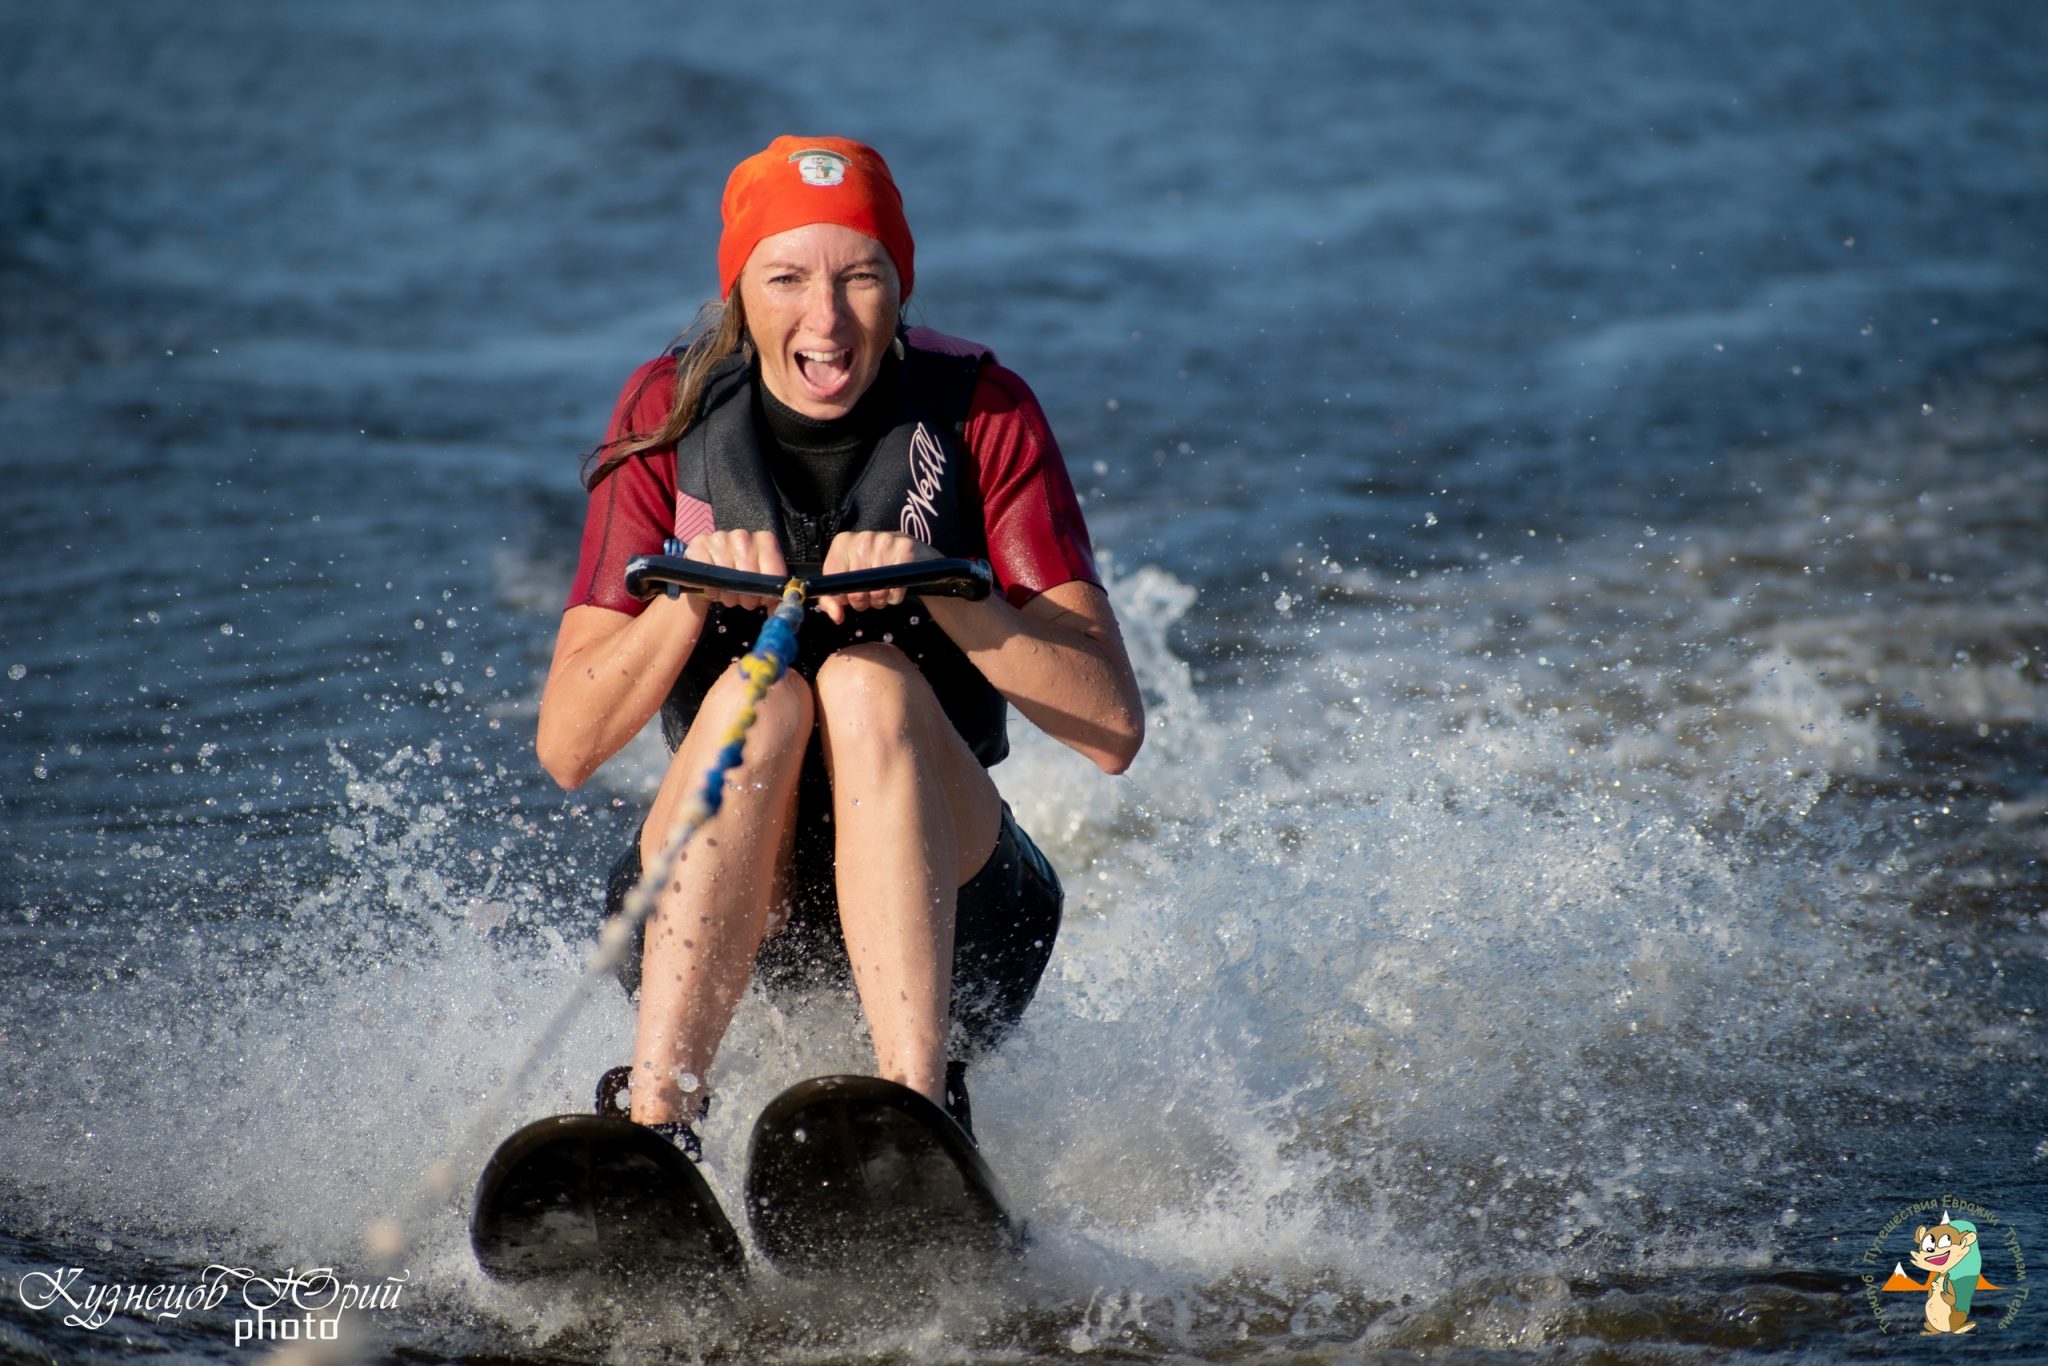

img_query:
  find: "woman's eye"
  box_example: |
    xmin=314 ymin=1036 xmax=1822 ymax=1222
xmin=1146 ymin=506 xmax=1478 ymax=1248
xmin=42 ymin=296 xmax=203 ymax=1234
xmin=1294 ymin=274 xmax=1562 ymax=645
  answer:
xmin=1922 ymin=1237 xmax=1936 ymax=1251
xmin=1937 ymin=1236 xmax=1952 ymax=1248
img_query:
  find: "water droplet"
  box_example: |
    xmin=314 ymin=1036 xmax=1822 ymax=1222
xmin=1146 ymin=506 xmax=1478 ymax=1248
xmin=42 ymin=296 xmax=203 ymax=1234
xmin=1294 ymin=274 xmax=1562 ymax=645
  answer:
xmin=364 ymin=1218 xmax=407 ymax=1263
xmin=6 ymin=664 xmax=23 ymax=681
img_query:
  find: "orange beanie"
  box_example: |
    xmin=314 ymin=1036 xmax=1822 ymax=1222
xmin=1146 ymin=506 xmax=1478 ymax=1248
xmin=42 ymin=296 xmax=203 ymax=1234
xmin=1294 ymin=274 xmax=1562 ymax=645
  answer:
xmin=717 ymin=136 xmax=915 ymax=303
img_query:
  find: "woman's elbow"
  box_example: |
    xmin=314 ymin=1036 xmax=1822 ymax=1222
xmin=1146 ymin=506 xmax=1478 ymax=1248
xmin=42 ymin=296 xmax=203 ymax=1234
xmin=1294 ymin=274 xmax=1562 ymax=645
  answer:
xmin=1092 ymin=709 xmax=1145 ymax=776
xmin=536 ymin=727 xmax=596 ymax=791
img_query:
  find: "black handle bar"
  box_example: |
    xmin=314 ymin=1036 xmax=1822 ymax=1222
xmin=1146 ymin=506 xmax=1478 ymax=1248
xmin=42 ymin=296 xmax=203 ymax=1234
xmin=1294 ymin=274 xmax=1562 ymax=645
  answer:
xmin=624 ymin=553 xmax=994 ymax=605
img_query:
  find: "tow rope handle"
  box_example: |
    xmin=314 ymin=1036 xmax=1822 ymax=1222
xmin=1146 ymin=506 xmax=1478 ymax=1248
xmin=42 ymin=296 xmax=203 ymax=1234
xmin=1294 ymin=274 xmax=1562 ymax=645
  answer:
xmin=624 ymin=543 xmax=995 ymax=605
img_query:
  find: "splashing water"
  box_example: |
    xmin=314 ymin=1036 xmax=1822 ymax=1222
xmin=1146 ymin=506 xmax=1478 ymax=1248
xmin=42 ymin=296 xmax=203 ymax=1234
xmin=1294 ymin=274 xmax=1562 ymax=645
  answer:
xmin=10 ymin=527 xmax=2020 ymax=1362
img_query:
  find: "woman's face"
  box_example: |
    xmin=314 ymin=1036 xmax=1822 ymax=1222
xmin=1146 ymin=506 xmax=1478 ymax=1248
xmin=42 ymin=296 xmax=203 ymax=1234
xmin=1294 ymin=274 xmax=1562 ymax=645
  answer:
xmin=739 ymin=222 xmax=901 ymax=420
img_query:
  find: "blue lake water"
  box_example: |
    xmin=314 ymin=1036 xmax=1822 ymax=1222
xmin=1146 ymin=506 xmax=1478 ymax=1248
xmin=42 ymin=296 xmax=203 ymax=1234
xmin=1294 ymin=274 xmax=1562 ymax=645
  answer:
xmin=2 ymin=1 xmax=2044 ymax=1359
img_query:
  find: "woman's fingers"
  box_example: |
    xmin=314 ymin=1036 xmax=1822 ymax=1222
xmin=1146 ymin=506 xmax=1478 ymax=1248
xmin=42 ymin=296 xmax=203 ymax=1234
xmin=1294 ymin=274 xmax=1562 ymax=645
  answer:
xmin=676 ymin=530 xmax=940 ymax=620
xmin=818 ymin=531 xmax=931 ymax=622
xmin=685 ymin=529 xmax=789 ymax=610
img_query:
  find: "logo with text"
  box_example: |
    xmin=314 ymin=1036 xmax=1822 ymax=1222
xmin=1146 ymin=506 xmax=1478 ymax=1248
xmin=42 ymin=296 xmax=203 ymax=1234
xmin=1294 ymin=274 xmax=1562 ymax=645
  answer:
xmin=898 ymin=422 xmax=946 ymax=543
xmin=1858 ymin=1197 xmax=2027 ymax=1337
xmin=789 ymin=149 xmax=849 ymax=188
xmin=16 ymin=1263 xmax=409 ymax=1349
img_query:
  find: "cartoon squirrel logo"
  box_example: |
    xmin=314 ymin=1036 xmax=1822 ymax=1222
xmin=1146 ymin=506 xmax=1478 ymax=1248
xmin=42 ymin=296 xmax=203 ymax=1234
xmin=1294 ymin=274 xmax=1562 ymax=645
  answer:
xmin=1903 ymin=1217 xmax=1983 ymax=1335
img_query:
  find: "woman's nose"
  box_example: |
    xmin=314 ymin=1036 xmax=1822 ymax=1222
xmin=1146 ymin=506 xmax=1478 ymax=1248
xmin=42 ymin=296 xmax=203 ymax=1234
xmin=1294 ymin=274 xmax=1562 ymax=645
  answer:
xmin=800 ymin=280 xmax=846 ymax=331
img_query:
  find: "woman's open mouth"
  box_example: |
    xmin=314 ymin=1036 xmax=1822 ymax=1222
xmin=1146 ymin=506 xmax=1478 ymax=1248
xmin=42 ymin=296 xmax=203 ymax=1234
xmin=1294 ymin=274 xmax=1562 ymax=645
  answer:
xmin=794 ymin=348 xmax=855 ymax=401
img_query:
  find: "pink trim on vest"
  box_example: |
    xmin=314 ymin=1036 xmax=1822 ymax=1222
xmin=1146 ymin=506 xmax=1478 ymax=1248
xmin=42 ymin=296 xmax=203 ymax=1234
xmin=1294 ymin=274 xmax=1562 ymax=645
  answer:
xmin=674 ymin=492 xmax=715 ymax=545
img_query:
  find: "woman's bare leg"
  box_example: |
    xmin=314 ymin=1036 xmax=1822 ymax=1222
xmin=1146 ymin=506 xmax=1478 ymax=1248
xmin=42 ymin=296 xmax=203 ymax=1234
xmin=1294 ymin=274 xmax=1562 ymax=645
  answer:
xmin=629 ymin=667 xmax=812 ymax=1125
xmin=812 ymin=644 xmax=1001 ymax=1104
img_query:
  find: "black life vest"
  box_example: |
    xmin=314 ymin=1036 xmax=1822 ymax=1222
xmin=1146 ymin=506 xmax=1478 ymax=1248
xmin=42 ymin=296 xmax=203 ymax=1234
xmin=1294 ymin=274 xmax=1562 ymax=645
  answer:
xmin=660 ymin=329 xmax=1010 ymax=766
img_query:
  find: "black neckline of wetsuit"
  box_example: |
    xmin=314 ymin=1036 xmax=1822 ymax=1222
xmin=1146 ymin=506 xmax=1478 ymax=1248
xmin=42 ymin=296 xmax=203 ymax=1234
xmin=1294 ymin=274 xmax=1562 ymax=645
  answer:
xmin=755 ymin=353 xmax=900 ymax=518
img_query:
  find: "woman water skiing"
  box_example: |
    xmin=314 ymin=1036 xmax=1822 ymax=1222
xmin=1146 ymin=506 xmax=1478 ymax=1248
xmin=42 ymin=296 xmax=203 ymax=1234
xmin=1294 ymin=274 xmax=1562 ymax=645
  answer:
xmin=536 ymin=137 xmax=1144 ymax=1151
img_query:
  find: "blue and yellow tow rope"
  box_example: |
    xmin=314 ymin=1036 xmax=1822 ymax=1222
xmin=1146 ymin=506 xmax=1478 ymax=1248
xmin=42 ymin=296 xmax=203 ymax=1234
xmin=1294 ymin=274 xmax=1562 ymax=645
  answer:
xmin=598 ymin=577 xmax=805 ymax=965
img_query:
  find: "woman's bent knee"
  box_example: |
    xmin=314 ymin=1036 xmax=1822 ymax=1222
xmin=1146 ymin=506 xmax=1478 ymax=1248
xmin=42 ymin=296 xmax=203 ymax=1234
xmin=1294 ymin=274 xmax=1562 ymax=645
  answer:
xmin=813 ymin=644 xmax=936 ymax=751
xmin=695 ymin=665 xmax=816 ymax=756
xmin=645 ymin=671 xmax=812 ymax=866
xmin=814 ymin=642 xmax=921 ymax=697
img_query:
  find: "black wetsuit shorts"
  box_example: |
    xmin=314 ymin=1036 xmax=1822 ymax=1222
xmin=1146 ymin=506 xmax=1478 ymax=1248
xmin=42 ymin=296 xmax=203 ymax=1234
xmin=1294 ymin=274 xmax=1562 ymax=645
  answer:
xmin=603 ymin=767 xmax=1062 ymax=1059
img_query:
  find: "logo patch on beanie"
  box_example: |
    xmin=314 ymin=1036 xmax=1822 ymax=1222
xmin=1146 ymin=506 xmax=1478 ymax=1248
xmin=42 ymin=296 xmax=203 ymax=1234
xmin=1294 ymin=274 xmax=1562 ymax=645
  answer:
xmin=789 ymin=149 xmax=849 ymax=187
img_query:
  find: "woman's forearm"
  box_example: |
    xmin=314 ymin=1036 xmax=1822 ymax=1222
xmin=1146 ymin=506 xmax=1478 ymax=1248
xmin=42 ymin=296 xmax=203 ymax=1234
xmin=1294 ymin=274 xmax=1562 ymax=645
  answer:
xmin=537 ymin=597 xmax=710 ymax=788
xmin=924 ymin=581 xmax=1145 ymax=774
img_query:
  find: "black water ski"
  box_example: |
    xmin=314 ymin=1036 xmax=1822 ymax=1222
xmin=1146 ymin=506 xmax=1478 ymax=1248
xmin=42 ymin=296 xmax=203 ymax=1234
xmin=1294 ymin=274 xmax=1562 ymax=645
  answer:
xmin=745 ymin=1075 xmax=1017 ymax=1277
xmin=471 ymin=1114 xmax=744 ymax=1290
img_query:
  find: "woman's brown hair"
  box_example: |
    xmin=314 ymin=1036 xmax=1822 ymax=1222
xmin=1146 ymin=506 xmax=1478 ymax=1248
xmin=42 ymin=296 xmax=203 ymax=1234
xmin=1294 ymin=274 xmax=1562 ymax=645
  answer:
xmin=581 ymin=294 xmax=749 ymax=491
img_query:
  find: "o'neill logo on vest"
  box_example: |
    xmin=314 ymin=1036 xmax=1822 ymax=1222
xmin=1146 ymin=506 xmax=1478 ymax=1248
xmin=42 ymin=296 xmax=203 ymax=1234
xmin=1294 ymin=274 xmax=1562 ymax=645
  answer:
xmin=899 ymin=423 xmax=946 ymax=542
